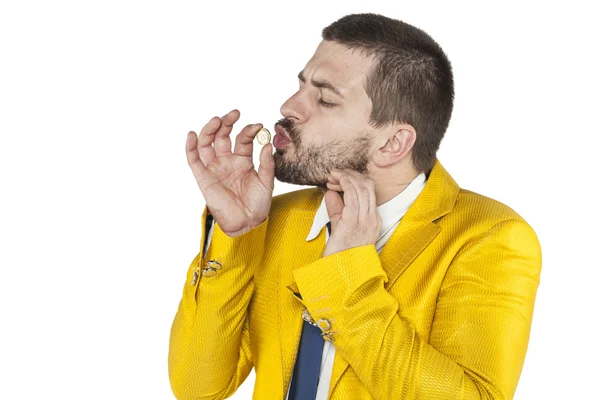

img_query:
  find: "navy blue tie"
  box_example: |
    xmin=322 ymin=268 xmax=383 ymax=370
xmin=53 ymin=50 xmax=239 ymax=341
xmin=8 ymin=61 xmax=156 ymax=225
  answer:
xmin=288 ymin=221 xmax=331 ymax=400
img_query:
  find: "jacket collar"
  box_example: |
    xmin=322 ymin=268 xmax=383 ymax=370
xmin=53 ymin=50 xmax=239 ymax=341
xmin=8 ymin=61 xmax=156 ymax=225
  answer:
xmin=305 ymin=171 xmax=427 ymax=243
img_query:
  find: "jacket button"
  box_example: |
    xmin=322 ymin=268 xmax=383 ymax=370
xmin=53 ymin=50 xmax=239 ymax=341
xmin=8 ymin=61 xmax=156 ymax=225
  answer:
xmin=190 ymin=269 xmax=200 ymax=285
xmin=321 ymin=332 xmax=335 ymax=342
xmin=316 ymin=318 xmax=331 ymax=331
xmin=207 ymin=260 xmax=222 ymax=270
xmin=202 ymin=267 xmax=218 ymax=277
xmin=301 ymin=308 xmax=316 ymax=326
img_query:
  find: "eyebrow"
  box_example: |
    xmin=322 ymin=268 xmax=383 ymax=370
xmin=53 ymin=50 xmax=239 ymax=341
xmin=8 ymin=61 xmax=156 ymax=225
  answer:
xmin=297 ymin=70 xmax=345 ymax=99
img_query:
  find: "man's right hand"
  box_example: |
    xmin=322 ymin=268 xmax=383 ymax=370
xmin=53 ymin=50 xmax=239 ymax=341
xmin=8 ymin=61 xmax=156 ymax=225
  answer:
xmin=186 ymin=109 xmax=275 ymax=237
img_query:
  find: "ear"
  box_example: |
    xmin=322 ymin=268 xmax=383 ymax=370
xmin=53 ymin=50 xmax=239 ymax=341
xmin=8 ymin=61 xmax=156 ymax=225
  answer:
xmin=372 ymin=125 xmax=416 ymax=167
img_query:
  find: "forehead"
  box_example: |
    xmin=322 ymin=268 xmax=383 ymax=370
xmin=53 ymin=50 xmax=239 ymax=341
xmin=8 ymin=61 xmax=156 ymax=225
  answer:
xmin=303 ymin=40 xmax=374 ymax=98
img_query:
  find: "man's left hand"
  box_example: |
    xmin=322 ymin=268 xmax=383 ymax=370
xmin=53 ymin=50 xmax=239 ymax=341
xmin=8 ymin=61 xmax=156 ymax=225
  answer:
xmin=322 ymin=168 xmax=382 ymax=258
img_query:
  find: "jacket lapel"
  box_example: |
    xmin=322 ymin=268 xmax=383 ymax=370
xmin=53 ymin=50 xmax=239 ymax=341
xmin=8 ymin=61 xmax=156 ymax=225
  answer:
xmin=277 ymin=158 xmax=460 ymax=398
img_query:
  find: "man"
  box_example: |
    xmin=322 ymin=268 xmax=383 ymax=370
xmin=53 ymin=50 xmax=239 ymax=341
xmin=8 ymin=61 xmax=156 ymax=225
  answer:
xmin=169 ymin=13 xmax=542 ymax=400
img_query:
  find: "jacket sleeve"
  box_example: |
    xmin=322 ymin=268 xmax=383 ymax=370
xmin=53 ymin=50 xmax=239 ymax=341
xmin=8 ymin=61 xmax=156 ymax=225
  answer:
xmin=168 ymin=205 xmax=269 ymax=400
xmin=292 ymin=218 xmax=542 ymax=399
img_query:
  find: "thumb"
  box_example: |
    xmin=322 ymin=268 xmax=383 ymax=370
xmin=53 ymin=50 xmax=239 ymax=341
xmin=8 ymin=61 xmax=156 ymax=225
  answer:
xmin=257 ymin=143 xmax=275 ymax=192
xmin=324 ymin=190 xmax=344 ymax=229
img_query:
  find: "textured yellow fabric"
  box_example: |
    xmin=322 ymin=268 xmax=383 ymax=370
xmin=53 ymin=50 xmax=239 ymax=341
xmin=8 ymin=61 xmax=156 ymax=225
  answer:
xmin=168 ymin=158 xmax=542 ymax=400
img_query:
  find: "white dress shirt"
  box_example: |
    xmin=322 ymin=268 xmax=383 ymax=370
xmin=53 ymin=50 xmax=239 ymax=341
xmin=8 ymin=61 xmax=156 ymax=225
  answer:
xmin=202 ymin=171 xmax=427 ymax=399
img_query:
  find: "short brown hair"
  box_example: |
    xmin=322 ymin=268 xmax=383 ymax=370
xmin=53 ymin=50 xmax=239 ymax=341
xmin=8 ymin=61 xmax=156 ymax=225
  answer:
xmin=322 ymin=13 xmax=454 ymax=174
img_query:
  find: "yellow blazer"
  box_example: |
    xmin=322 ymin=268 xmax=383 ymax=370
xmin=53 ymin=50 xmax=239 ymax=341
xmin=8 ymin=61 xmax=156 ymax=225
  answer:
xmin=168 ymin=158 xmax=542 ymax=400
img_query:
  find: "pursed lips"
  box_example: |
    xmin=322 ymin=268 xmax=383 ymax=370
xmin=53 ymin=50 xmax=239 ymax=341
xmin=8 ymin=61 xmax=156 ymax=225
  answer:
xmin=274 ymin=124 xmax=292 ymax=141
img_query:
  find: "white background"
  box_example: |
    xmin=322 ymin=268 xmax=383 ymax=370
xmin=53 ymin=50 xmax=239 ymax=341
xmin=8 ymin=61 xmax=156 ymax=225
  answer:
xmin=1 ymin=1 xmax=598 ymax=399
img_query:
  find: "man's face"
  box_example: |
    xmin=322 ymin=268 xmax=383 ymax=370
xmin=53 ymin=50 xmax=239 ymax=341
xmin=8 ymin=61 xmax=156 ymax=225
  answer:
xmin=273 ymin=40 xmax=377 ymax=189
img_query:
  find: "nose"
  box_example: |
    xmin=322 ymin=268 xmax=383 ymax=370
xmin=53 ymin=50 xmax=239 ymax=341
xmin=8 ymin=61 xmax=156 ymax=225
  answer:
xmin=280 ymin=90 xmax=308 ymax=122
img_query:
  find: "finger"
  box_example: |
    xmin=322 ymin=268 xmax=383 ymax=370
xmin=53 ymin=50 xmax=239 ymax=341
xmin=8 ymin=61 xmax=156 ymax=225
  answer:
xmin=324 ymin=189 xmax=344 ymax=228
xmin=213 ymin=109 xmax=241 ymax=157
xmin=186 ymin=129 xmax=216 ymax=171
xmin=331 ymin=170 xmax=359 ymax=225
xmin=196 ymin=116 xmax=222 ymax=166
xmin=326 ymin=173 xmax=342 ymax=191
xmin=346 ymin=172 xmax=379 ymax=232
xmin=326 ymin=181 xmax=342 ymax=191
xmin=234 ymin=123 xmax=263 ymax=157
xmin=343 ymin=170 xmax=379 ymax=232
xmin=257 ymin=142 xmax=275 ymax=192
xmin=339 ymin=170 xmax=370 ymax=223
xmin=366 ymin=178 xmax=381 ymax=229
xmin=185 ymin=130 xmax=202 ymax=168
xmin=185 ymin=131 xmax=218 ymax=189
xmin=328 ymin=170 xmax=344 ymax=189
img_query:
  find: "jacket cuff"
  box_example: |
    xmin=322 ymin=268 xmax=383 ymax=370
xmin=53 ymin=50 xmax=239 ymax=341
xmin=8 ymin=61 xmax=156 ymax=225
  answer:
xmin=204 ymin=215 xmax=269 ymax=263
xmin=291 ymin=244 xmax=388 ymax=336
xmin=183 ymin=205 xmax=269 ymax=307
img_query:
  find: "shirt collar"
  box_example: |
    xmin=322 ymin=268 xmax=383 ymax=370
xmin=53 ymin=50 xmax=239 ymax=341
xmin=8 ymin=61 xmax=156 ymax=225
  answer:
xmin=306 ymin=171 xmax=427 ymax=241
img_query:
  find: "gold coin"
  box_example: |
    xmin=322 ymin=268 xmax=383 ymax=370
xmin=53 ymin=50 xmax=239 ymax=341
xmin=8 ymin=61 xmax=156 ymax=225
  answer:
xmin=256 ymin=127 xmax=271 ymax=145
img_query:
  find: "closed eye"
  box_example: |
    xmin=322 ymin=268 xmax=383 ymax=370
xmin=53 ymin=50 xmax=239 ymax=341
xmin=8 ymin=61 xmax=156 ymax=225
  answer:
xmin=319 ymin=99 xmax=337 ymax=108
